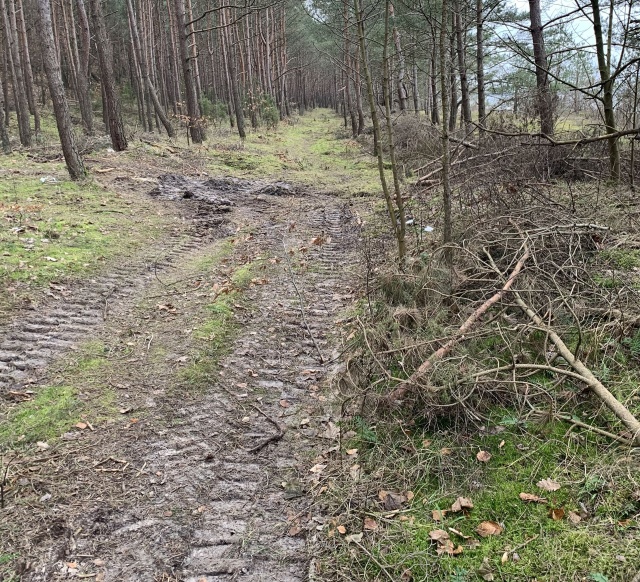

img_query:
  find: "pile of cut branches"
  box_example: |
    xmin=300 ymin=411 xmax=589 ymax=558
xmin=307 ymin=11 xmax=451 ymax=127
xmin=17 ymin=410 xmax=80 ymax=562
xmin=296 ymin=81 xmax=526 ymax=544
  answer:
xmin=350 ymin=204 xmax=640 ymax=446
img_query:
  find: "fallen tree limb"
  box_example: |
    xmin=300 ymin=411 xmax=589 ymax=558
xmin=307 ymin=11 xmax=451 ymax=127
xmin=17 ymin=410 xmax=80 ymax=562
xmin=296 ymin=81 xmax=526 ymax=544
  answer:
xmin=483 ymin=244 xmax=640 ymax=446
xmin=386 ymin=248 xmax=530 ymax=404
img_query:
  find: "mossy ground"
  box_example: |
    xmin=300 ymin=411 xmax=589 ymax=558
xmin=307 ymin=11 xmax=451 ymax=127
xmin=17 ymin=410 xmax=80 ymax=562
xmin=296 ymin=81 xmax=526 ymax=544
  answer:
xmin=318 ymin=410 xmax=639 ymax=582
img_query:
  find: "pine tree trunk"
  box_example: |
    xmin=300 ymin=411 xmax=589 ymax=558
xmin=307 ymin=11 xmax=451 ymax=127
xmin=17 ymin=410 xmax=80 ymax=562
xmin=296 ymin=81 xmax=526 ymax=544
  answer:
xmin=590 ymin=0 xmax=619 ymax=181
xmin=0 ymin=73 xmax=10 ymax=153
xmin=36 ymin=0 xmax=86 ymax=179
xmin=455 ymin=0 xmax=471 ymax=129
xmin=15 ymin=0 xmax=40 ymax=134
xmin=476 ymin=0 xmax=485 ymax=134
xmin=89 ymin=0 xmax=127 ymax=150
xmin=127 ymin=0 xmax=175 ymax=137
xmin=528 ymin=0 xmax=554 ymax=135
xmin=440 ymin=0 xmax=452 ymax=262
xmin=75 ymin=0 xmax=93 ymax=134
xmin=173 ymin=0 xmax=204 ymax=143
xmin=0 ymin=0 xmax=31 ymax=146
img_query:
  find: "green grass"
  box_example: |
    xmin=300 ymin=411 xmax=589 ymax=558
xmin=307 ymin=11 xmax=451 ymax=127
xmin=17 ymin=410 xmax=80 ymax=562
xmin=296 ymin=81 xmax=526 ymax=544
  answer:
xmin=0 ymin=157 xmax=168 ymax=319
xmin=0 ymin=386 xmax=78 ymax=447
xmin=329 ymin=412 xmax=639 ymax=581
xmin=203 ymin=110 xmax=384 ymax=195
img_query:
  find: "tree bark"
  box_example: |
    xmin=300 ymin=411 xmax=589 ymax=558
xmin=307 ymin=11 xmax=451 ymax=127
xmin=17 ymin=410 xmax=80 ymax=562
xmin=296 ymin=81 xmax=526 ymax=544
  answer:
xmin=528 ymin=0 xmax=554 ymax=135
xmin=75 ymin=0 xmax=93 ymax=134
xmin=0 ymin=73 xmax=10 ymax=153
xmin=440 ymin=0 xmax=452 ymax=262
xmin=36 ymin=0 xmax=86 ymax=179
xmin=127 ymin=0 xmax=175 ymax=137
xmin=15 ymin=0 xmax=40 ymax=134
xmin=89 ymin=0 xmax=128 ymax=150
xmin=173 ymin=0 xmax=204 ymax=142
xmin=590 ymin=0 xmax=619 ymax=181
xmin=476 ymin=0 xmax=485 ymax=134
xmin=455 ymin=0 xmax=471 ymax=129
xmin=0 ymin=0 xmax=31 ymax=146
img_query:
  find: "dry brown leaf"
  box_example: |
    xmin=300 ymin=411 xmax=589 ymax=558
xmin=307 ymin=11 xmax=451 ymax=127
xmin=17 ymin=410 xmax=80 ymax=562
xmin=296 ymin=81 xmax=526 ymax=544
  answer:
xmin=349 ymin=464 xmax=361 ymax=481
xmin=537 ymin=478 xmax=561 ymax=492
xmin=309 ymin=463 xmax=325 ymax=474
xmin=75 ymin=422 xmax=87 ymax=430
xmin=422 ymin=439 xmax=432 ymax=447
xmin=279 ymin=399 xmax=290 ymax=408
xmin=451 ymin=496 xmax=474 ymax=512
xmin=440 ymin=447 xmax=453 ymax=455
xmin=476 ymin=521 xmax=503 ymax=537
xmin=378 ymin=490 xmax=408 ymax=510
xmin=406 ymin=491 xmax=415 ymax=501
xmin=429 ymin=529 xmax=450 ymax=542
xmin=345 ymin=532 xmax=363 ymax=543
xmin=467 ymin=538 xmax=481 ymax=549
xmin=501 ymin=551 xmax=509 ymax=564
xmin=567 ymin=511 xmax=582 ymax=525
xmin=519 ymin=492 xmax=548 ymax=503
xmin=549 ymin=507 xmax=565 ymax=521
xmin=288 ymin=525 xmax=302 ymax=536
xmin=363 ymin=517 xmax=378 ymax=531
xmin=337 ymin=525 xmax=347 ymax=534
xmin=346 ymin=448 xmax=358 ymax=455
xmin=432 ymin=509 xmax=447 ymax=522
xmin=476 ymin=450 xmax=492 ymax=463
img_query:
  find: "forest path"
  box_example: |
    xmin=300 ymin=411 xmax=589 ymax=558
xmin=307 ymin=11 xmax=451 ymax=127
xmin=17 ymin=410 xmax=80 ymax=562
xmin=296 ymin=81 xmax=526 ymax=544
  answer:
xmin=1 ymin=167 xmax=362 ymax=581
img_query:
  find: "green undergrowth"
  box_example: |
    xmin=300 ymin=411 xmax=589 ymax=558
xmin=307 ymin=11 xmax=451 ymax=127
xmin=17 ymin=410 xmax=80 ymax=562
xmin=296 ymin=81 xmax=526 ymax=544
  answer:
xmin=0 ymin=157 xmax=168 ymax=320
xmin=201 ymin=109 xmax=384 ymax=195
xmin=0 ymin=340 xmax=118 ymax=452
xmin=320 ymin=412 xmax=639 ymax=581
xmin=178 ymin=253 xmax=265 ymax=393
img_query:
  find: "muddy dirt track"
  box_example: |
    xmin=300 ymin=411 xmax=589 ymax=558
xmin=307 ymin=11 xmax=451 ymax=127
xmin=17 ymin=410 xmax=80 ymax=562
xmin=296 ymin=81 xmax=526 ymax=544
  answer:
xmin=0 ymin=172 xmax=362 ymax=581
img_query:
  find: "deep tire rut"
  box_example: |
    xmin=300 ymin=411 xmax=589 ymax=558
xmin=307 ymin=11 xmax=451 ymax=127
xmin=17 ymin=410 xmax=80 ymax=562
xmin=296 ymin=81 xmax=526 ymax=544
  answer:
xmin=4 ymin=178 xmax=359 ymax=582
xmin=0 ymin=219 xmax=223 ymax=391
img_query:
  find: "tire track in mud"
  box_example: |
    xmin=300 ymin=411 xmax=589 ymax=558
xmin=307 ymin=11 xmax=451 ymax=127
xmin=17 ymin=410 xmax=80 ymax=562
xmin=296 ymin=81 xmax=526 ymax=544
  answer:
xmin=7 ymin=176 xmax=360 ymax=582
xmin=0 ymin=191 xmax=231 ymax=392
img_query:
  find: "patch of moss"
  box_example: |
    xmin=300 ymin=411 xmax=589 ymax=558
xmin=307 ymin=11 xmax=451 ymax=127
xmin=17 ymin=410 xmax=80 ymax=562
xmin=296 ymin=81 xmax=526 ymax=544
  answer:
xmin=0 ymin=386 xmax=78 ymax=448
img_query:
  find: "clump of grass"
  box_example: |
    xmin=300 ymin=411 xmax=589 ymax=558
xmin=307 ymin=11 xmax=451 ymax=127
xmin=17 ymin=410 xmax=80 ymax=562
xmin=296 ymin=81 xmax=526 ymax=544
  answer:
xmin=0 ymin=386 xmax=78 ymax=448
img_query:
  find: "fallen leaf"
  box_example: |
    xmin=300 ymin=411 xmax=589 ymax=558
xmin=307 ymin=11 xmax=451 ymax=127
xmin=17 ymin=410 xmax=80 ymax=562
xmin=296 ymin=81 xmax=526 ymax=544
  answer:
xmin=440 ymin=447 xmax=452 ymax=455
xmin=477 ymin=557 xmax=495 ymax=581
xmin=567 ymin=511 xmax=582 ymax=525
xmin=476 ymin=450 xmax=492 ymax=463
xmin=406 ymin=491 xmax=415 ymax=501
xmin=349 ymin=464 xmax=361 ymax=480
xmin=345 ymin=533 xmax=363 ymax=543
xmin=309 ymin=463 xmax=325 ymax=474
xmin=451 ymin=496 xmax=474 ymax=512
xmin=346 ymin=448 xmax=358 ymax=455
xmin=36 ymin=441 xmax=49 ymax=450
xmin=429 ymin=529 xmax=450 ymax=542
xmin=364 ymin=517 xmax=378 ymax=530
xmin=322 ymin=422 xmax=340 ymax=439
xmin=501 ymin=551 xmax=509 ymax=564
xmin=422 ymin=439 xmax=432 ymax=448
xmin=519 ymin=492 xmax=547 ymax=503
xmin=337 ymin=525 xmax=347 ymax=534
xmin=476 ymin=521 xmax=503 ymax=537
xmin=467 ymin=538 xmax=481 ymax=549
xmin=537 ymin=478 xmax=561 ymax=492
xmin=378 ymin=490 xmax=408 ymax=510
xmin=75 ymin=422 xmax=87 ymax=430
xmin=549 ymin=507 xmax=565 ymax=521
xmin=432 ymin=509 xmax=447 ymax=521
xmin=288 ymin=525 xmax=302 ymax=536
xmin=279 ymin=399 xmax=290 ymax=408
xmin=400 ymin=569 xmax=413 ymax=581
xmin=499 ymin=440 xmax=505 ymax=448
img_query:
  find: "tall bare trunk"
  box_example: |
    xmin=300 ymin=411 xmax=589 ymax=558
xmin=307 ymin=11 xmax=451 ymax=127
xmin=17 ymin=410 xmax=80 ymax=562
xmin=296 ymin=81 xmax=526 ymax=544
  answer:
xmin=591 ymin=0 xmax=619 ymax=181
xmin=440 ymin=0 xmax=452 ymax=262
xmin=127 ymin=0 xmax=175 ymax=137
xmin=0 ymin=0 xmax=31 ymax=146
xmin=15 ymin=0 xmax=40 ymax=134
xmin=173 ymin=0 xmax=204 ymax=143
xmin=75 ymin=0 xmax=93 ymax=133
xmin=36 ymin=0 xmax=86 ymax=179
xmin=528 ymin=0 xmax=554 ymax=135
xmin=0 ymin=73 xmax=10 ymax=153
xmin=455 ymin=0 xmax=471 ymax=129
xmin=89 ymin=0 xmax=127 ymax=150
xmin=476 ymin=0 xmax=485 ymax=134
